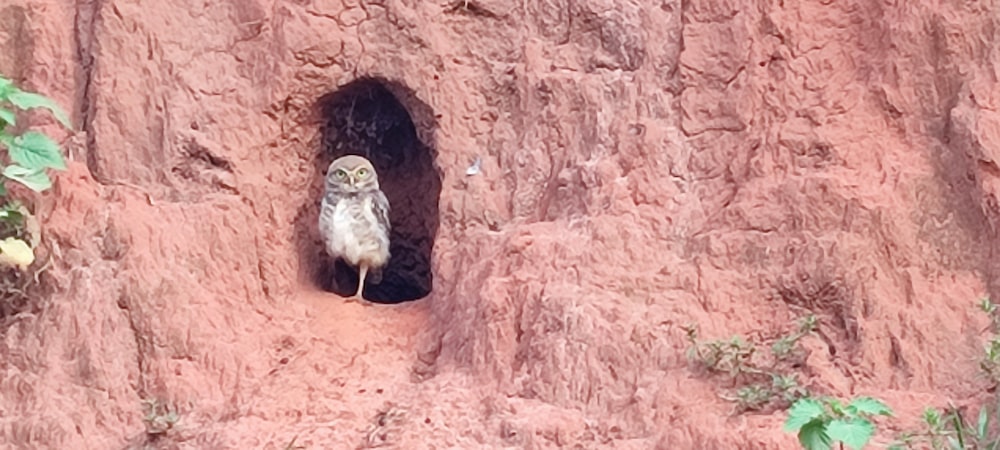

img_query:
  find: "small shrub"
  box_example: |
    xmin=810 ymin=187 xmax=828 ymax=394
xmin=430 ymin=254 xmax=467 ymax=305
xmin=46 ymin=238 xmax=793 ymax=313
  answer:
xmin=889 ymin=401 xmax=1000 ymax=450
xmin=890 ymin=300 xmax=1000 ymax=449
xmin=0 ymin=76 xmax=70 ymax=190
xmin=981 ymin=298 xmax=1000 ymax=388
xmin=981 ymin=298 xmax=1000 ymax=331
xmin=141 ymin=398 xmax=179 ymax=435
xmin=685 ymin=332 xmax=757 ymax=379
xmin=773 ymin=315 xmax=818 ymax=361
xmin=685 ymin=314 xmax=816 ymax=412
xmin=0 ymin=75 xmax=70 ymax=269
xmin=785 ymin=396 xmax=893 ymax=450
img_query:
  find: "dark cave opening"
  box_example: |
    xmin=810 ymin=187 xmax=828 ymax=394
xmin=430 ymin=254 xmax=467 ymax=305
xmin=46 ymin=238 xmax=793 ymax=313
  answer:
xmin=304 ymin=78 xmax=440 ymax=304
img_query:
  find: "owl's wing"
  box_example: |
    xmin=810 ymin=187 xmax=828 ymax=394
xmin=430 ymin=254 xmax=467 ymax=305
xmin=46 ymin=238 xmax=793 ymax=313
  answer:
xmin=318 ymin=191 xmax=337 ymax=239
xmin=372 ymin=190 xmax=391 ymax=233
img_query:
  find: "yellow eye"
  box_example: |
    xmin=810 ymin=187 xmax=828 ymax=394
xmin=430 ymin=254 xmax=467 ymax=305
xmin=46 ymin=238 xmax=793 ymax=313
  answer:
xmin=357 ymin=168 xmax=369 ymax=177
xmin=334 ymin=169 xmax=347 ymax=178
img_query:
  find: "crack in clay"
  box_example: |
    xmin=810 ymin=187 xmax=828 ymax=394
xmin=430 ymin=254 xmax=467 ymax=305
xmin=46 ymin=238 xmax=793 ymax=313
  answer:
xmin=74 ymin=0 xmax=104 ymax=183
xmin=116 ymin=291 xmax=150 ymax=400
xmin=680 ymin=123 xmax=747 ymax=137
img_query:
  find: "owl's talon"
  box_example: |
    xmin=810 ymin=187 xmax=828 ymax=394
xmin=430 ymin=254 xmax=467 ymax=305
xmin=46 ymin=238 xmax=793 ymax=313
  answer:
xmin=345 ymin=295 xmax=372 ymax=305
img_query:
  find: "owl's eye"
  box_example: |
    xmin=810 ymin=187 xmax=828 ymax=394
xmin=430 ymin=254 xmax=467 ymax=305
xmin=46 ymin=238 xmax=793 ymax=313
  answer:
xmin=357 ymin=168 xmax=369 ymax=177
xmin=334 ymin=169 xmax=347 ymax=178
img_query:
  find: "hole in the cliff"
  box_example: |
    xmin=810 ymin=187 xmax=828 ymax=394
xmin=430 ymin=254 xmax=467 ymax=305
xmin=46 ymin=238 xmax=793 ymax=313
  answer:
xmin=306 ymin=78 xmax=440 ymax=304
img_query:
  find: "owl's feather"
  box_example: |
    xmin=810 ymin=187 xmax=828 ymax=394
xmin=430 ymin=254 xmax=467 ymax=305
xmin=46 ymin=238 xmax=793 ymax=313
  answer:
xmin=368 ymin=190 xmax=391 ymax=284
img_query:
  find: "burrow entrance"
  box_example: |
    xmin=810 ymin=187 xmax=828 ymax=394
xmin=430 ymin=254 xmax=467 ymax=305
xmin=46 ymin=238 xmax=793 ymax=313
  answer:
xmin=306 ymin=78 xmax=440 ymax=303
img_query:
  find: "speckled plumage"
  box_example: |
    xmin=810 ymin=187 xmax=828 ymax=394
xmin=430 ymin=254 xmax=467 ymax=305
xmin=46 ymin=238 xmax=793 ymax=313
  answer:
xmin=319 ymin=155 xmax=391 ymax=302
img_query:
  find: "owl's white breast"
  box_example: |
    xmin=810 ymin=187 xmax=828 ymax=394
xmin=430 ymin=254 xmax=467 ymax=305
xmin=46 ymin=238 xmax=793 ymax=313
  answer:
xmin=325 ymin=197 xmax=389 ymax=267
xmin=330 ymin=201 xmax=359 ymax=260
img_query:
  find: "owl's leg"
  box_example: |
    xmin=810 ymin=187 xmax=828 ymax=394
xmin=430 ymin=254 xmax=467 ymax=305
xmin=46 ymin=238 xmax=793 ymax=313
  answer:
xmin=354 ymin=263 xmax=370 ymax=302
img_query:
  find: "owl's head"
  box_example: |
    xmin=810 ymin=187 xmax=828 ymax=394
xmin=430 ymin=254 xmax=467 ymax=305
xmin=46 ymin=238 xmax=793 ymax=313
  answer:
xmin=326 ymin=155 xmax=380 ymax=193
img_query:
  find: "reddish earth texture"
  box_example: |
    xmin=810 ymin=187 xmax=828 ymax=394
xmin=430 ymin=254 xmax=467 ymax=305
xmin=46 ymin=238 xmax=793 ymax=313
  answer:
xmin=1 ymin=0 xmax=1000 ymax=448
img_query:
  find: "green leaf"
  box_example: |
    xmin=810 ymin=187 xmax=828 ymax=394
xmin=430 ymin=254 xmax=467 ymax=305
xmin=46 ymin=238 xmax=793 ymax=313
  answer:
xmin=798 ymin=420 xmax=832 ymax=450
xmin=786 ymin=398 xmax=827 ymax=432
xmin=828 ymin=398 xmax=846 ymax=416
xmin=827 ymin=418 xmax=874 ymax=450
xmin=848 ymin=397 xmax=893 ymax=417
xmin=0 ymin=207 xmax=23 ymax=223
xmin=6 ymin=90 xmax=71 ymax=128
xmin=979 ymin=405 xmax=990 ymax=438
xmin=0 ymin=107 xmax=14 ymax=126
xmin=924 ymin=408 xmax=942 ymax=427
xmin=0 ymin=77 xmax=12 ymax=97
xmin=950 ymin=409 xmax=969 ymax=449
xmin=3 ymin=165 xmax=52 ymax=192
xmin=8 ymin=132 xmax=66 ymax=170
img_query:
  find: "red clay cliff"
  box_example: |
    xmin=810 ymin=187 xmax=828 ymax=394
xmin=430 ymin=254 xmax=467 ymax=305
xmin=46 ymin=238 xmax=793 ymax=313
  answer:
xmin=1 ymin=0 xmax=999 ymax=448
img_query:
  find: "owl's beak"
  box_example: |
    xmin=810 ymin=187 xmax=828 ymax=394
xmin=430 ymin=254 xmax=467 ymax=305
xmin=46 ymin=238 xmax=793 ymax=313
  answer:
xmin=349 ymin=176 xmax=356 ymax=187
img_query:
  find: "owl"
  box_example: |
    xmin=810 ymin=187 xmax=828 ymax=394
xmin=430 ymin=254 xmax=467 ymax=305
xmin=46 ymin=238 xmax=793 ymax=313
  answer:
xmin=318 ymin=155 xmax=391 ymax=303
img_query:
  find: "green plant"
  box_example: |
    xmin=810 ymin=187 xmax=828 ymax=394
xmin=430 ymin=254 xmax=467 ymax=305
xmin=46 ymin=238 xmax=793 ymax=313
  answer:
xmin=773 ymin=373 xmax=811 ymax=403
xmin=893 ymin=408 xmax=953 ymax=450
xmin=685 ymin=330 xmax=757 ymax=379
xmin=685 ymin=315 xmax=816 ymax=412
xmin=889 ymin=298 xmax=1000 ymax=450
xmin=0 ymin=75 xmax=70 ymax=269
xmin=785 ymin=396 xmax=893 ymax=450
xmin=983 ymin=338 xmax=1000 ymax=386
xmin=980 ymin=298 xmax=1000 ymax=388
xmin=773 ymin=315 xmax=818 ymax=360
xmin=889 ymin=401 xmax=1000 ymax=450
xmin=141 ymin=397 xmax=179 ymax=435
xmin=721 ymin=372 xmax=810 ymax=413
xmin=981 ymin=298 xmax=999 ymax=330
xmin=890 ymin=300 xmax=1000 ymax=449
xmin=0 ymin=76 xmax=69 ymax=191
xmin=940 ymin=402 xmax=1000 ymax=450
xmin=733 ymin=383 xmax=771 ymax=411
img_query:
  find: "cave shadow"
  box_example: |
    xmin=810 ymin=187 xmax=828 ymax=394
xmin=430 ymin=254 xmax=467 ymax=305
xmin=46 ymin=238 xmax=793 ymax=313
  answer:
xmin=295 ymin=77 xmax=441 ymax=304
